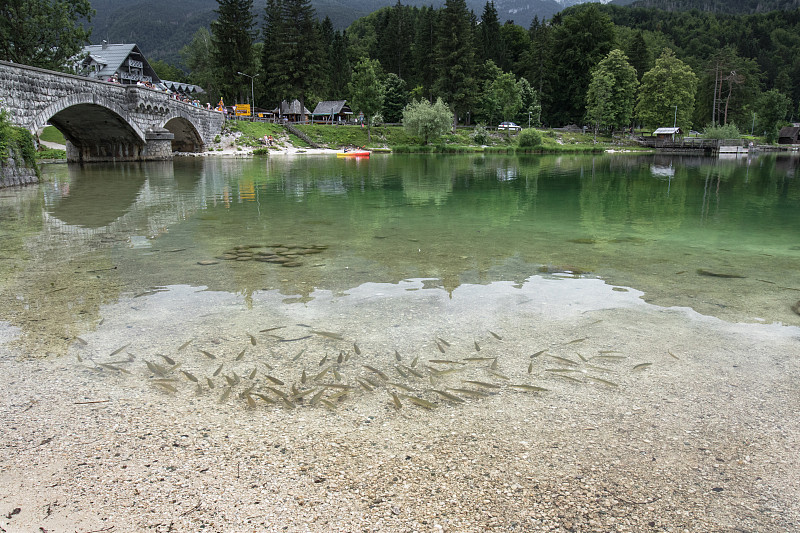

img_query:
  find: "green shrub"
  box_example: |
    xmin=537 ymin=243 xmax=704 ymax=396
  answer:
xmin=252 ymin=147 xmax=270 ymax=156
xmin=517 ymin=128 xmax=544 ymax=148
xmin=471 ymin=125 xmax=490 ymax=145
xmin=702 ymin=123 xmax=741 ymax=140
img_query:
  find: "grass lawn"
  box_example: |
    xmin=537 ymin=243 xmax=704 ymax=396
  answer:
xmin=39 ymin=126 xmax=65 ymax=144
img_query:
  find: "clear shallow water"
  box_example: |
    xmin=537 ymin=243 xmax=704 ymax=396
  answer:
xmin=1 ymin=152 xmax=799 ymax=354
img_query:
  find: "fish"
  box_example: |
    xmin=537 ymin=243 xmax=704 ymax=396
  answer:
xmin=353 ymin=343 xmax=361 ymax=355
xmin=109 ymin=343 xmax=131 ymax=356
xmin=146 ymin=361 xmax=169 ymax=376
xmin=403 ymin=394 xmax=437 ymax=409
xmin=249 ymin=368 xmax=258 ymax=379
xmin=429 ymin=389 xmax=465 ymax=403
xmin=490 ymin=358 xmax=499 ymax=370
xmin=633 ymin=362 xmax=653 ymax=371
xmin=585 ymin=364 xmax=614 ymax=374
xmin=463 ymin=357 xmax=494 ymax=362
xmin=474 ymin=341 xmax=480 ymax=352
xmin=554 ymin=374 xmax=583 ymax=383
xmin=158 ymin=354 xmax=176 ymax=366
xmin=154 ymin=382 xmax=178 ymax=393
xmin=213 ymin=363 xmax=224 ymax=377
xmin=292 ymin=349 xmax=306 ymax=361
xmin=547 ymin=355 xmax=579 ymax=366
xmin=265 ymin=374 xmax=284 ymax=385
xmin=218 ymin=387 xmax=232 ymax=403
xmin=426 ymin=366 xmax=461 ymax=377
xmin=301 ymin=370 xmax=307 ymax=384
xmin=320 ymin=399 xmax=337 ymax=410
xmin=259 ymin=326 xmax=285 ymax=332
xmin=435 ymin=341 xmax=445 ymax=353
xmin=243 ymin=393 xmax=257 ymax=408
xmin=195 ymin=384 xmax=204 ymax=395
xmin=74 ymin=337 xmax=88 ymax=346
xmin=387 ymin=381 xmax=414 ymax=392
xmin=265 ymin=386 xmax=289 ymax=400
xmin=447 ymin=388 xmax=489 ymax=398
xmin=344 ymin=351 xmax=352 ymax=362
xmin=319 ymin=355 xmax=329 ymax=366
xmin=177 ymin=339 xmax=193 ymax=351
xmin=668 ymin=350 xmax=680 ymax=360
xmin=508 ymin=384 xmax=549 ymax=392
xmin=585 ymin=376 xmax=618 ymax=387
xmin=363 ymin=365 xmax=388 ymax=381
xmin=328 ymin=390 xmax=350 ymax=402
xmin=390 ymin=392 xmax=402 ymax=409
xmin=253 ymin=393 xmax=276 ymax=404
xmin=545 ymin=368 xmax=580 ymax=373
xmin=394 ymin=365 xmax=408 ymax=378
xmin=314 ymin=367 xmax=330 ymax=381
xmin=363 ymin=376 xmax=379 ymax=388
xmin=487 ymin=369 xmax=510 ymax=381
xmin=224 ymin=375 xmax=237 ymax=386
xmin=280 ymin=336 xmax=312 ymax=342
xmin=428 ymin=359 xmax=465 ymax=365
xmin=181 ymin=370 xmax=199 ymax=383
xmin=206 ymin=377 xmax=215 ymax=389
xmin=531 ymin=350 xmax=547 ymax=358
xmin=337 ymin=351 xmax=344 ymax=364
xmin=332 ymin=369 xmax=342 ymax=381
xmin=261 ymin=362 xmax=273 ymax=371
xmin=236 ymin=349 xmax=246 ymax=361
xmin=463 ymin=380 xmax=501 ymax=389
xmin=598 ymin=350 xmax=622 ymax=354
xmin=489 ymin=331 xmax=502 ymax=340
xmin=311 ymin=330 xmax=344 ymax=340
xmin=97 ymin=363 xmax=131 ymax=374
xmin=248 ymin=333 xmax=257 ymax=346
xmin=232 ymin=372 xmax=241 ymax=385
xmin=198 ymin=350 xmax=216 ymax=360
xmin=565 ymin=337 xmax=587 ymax=344
xmin=410 ymin=356 xmax=419 ymax=368
xmin=357 ymin=378 xmax=374 ymax=391
xmin=310 ymin=388 xmax=327 ymax=406
xmin=528 ymin=361 xmax=534 ymax=374
xmin=395 ymin=350 xmax=402 ymax=362
xmin=437 ymin=337 xmax=451 ymax=347
xmin=280 ymin=396 xmax=296 ymax=409
xmin=577 ymin=353 xmax=588 ymax=362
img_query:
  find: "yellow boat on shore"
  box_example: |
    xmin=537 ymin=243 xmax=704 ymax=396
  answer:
xmin=337 ymin=150 xmax=370 ymax=158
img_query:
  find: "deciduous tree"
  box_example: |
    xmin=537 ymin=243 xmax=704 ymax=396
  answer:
xmin=756 ymin=88 xmax=791 ymax=143
xmin=586 ymin=49 xmax=638 ymax=134
xmin=349 ymin=58 xmax=384 ymax=141
xmin=402 ymin=97 xmax=452 ymax=144
xmin=636 ymin=49 xmax=698 ymax=131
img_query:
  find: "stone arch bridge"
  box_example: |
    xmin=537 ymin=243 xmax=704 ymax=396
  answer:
xmin=1 ymin=60 xmax=224 ymax=163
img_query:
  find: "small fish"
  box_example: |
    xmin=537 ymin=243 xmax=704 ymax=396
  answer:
xmin=547 ymin=355 xmax=579 ymax=366
xmin=353 ymin=343 xmax=361 ymax=355
xmin=633 ymin=362 xmax=653 ymax=371
xmin=279 ymin=336 xmax=312 ymax=342
xmin=337 ymin=351 xmax=344 ymax=364
xmin=357 ymin=378 xmax=374 ymax=391
xmin=508 ymin=384 xmax=549 ymax=392
xmin=146 ymin=361 xmax=168 ymax=376
xmin=74 ymin=337 xmax=88 ymax=346
xmin=265 ymin=386 xmax=289 ymax=400
xmin=531 ymin=350 xmax=547 ymax=358
xmin=248 ymin=333 xmax=257 ymax=346
xmin=585 ymin=364 xmax=614 ymax=374
xmin=437 ymin=337 xmax=451 ymax=347
xmin=206 ymin=377 xmax=215 ymax=389
xmin=410 ymin=356 xmax=419 ymax=368
xmin=463 ymin=380 xmax=501 ymax=389
xmin=395 ymin=350 xmax=402 ymax=362
xmin=279 ymin=396 xmax=296 ymax=409
xmin=97 ymin=363 xmax=131 ymax=374
xmin=198 ymin=350 xmax=216 ymax=360
xmin=328 ymin=390 xmax=349 ymax=402
xmin=668 ymin=350 xmax=680 ymax=360
xmin=181 ymin=370 xmax=199 ymax=383
xmin=565 ymin=337 xmax=587 ymax=344
xmin=387 ymin=381 xmax=414 ymax=392
xmin=490 ymin=358 xmax=498 ymax=370
xmin=474 ymin=341 xmax=480 ymax=352
xmin=259 ymin=326 xmax=285 ymax=332
xmin=528 ymin=361 xmax=534 ymax=374
xmin=236 ymin=348 xmax=246 ymax=361
xmin=447 ymin=388 xmax=489 ymax=398
xmin=344 ymin=351 xmax=352 ymax=362
xmin=554 ymin=374 xmax=583 ymax=383
xmin=489 ymin=331 xmax=502 ymax=340
xmin=598 ymin=350 xmax=622 ymax=354
xmin=585 ymin=376 xmax=618 ymax=387
xmin=301 ymin=369 xmax=307 ymax=384
xmin=310 ymin=388 xmax=327 ymax=406
xmin=394 ymin=365 xmax=408 ymax=378
xmin=403 ymin=365 xmax=426 ymax=379
xmin=487 ymin=369 xmax=510 ymax=381
xmin=320 ymin=399 xmax=337 ymax=410
xmin=319 ymin=383 xmax=354 ymax=391
xmin=154 ymin=382 xmax=178 ymax=393
xmin=249 ymin=368 xmax=258 ymax=379
xmin=545 ymin=368 xmax=579 ymax=373
xmin=195 ymin=383 xmax=204 ymax=395
xmin=319 ymin=355 xmax=329 ymax=366
xmin=403 ymin=394 xmax=437 ymax=409
xmin=213 ymin=363 xmax=224 ymax=377
xmin=292 ymin=349 xmax=305 ymax=362
xmin=435 ymin=341 xmax=445 ymax=353
xmin=232 ymin=371 xmax=241 ymax=385
xmin=429 ymin=359 xmax=465 ymax=365
xmin=109 ymin=343 xmax=131 ymax=356
xmin=224 ymin=375 xmax=236 ymax=386
xmin=426 ymin=366 xmax=461 ymax=376
xmin=332 ymin=369 xmax=342 ymax=381
xmin=463 ymin=357 xmax=494 ymax=362
xmin=177 ymin=339 xmax=193 ymax=351
xmin=265 ymin=374 xmax=284 ymax=385
xmin=158 ymin=354 xmax=176 ymax=366
xmin=311 ymin=330 xmax=344 ymax=340
xmin=314 ymin=366 xmax=330 ymax=381
xmin=76 ymin=354 xmax=83 ymax=362
xmin=390 ymin=392 xmax=402 ymax=409
xmin=253 ymin=393 xmax=276 ymax=404
xmin=577 ymin=353 xmax=588 ymax=362
xmin=429 ymin=389 xmax=465 ymax=403
xmin=261 ymin=362 xmax=273 ymax=371
xmin=363 ymin=365 xmax=388 ymax=381
xmin=218 ymin=387 xmax=232 ymax=403
xmin=243 ymin=393 xmax=257 ymax=408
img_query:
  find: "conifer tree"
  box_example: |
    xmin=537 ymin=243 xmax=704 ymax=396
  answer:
xmin=477 ymin=1 xmax=502 ymax=66
xmin=434 ymin=0 xmax=477 ymax=130
xmin=211 ymin=0 xmax=256 ymax=104
xmin=274 ymin=0 xmax=321 ymax=120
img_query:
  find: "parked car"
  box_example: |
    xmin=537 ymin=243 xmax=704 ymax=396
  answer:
xmin=498 ymin=122 xmax=521 ymax=131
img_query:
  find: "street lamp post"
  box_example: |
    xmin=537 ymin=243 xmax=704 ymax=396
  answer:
xmin=673 ymin=105 xmax=678 ymax=128
xmin=237 ymin=71 xmax=259 ymax=117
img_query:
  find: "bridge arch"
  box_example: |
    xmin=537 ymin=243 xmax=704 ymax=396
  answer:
xmin=161 ymin=111 xmax=205 ymax=153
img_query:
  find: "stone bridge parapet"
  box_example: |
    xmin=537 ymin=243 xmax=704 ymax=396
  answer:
xmin=0 ymin=60 xmax=224 ymax=162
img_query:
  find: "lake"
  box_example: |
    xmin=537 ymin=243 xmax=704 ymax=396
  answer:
xmin=1 ymin=153 xmax=799 ymax=531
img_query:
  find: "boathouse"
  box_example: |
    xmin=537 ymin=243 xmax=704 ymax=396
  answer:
xmin=311 ymin=100 xmax=353 ymax=124
xmin=653 ymin=127 xmax=683 ymax=141
xmin=778 ymin=126 xmax=800 ymax=145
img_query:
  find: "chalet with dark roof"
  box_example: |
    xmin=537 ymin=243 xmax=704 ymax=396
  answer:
xmin=778 ymin=126 xmax=800 ymax=145
xmin=272 ymin=99 xmax=311 ymax=122
xmin=77 ymin=42 xmax=161 ymax=85
xmin=311 ymin=100 xmax=353 ymax=123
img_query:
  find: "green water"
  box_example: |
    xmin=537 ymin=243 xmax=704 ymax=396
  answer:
xmin=1 ymin=153 xmax=799 ymax=352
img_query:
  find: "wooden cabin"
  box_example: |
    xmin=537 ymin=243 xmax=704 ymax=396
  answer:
xmin=778 ymin=126 xmax=800 ymax=145
xmin=311 ymin=100 xmax=353 ymax=124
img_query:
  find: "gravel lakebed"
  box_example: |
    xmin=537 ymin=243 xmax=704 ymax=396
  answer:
xmin=1 ymin=278 xmax=799 ymax=532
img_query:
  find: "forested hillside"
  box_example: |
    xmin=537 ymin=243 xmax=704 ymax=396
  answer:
xmin=627 ymin=0 xmax=800 ymax=14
